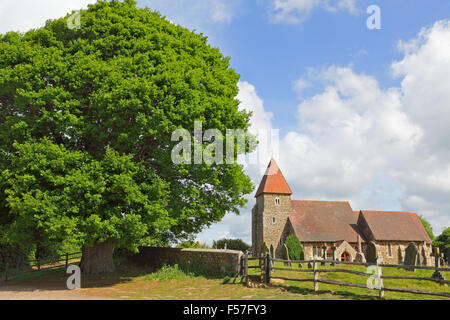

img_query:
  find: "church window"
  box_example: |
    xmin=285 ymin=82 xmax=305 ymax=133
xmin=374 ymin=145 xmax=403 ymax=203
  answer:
xmin=313 ymin=246 xmax=321 ymax=257
xmin=388 ymin=244 xmax=392 ymax=256
xmin=275 ymin=197 xmax=280 ymax=205
xmin=272 ymin=217 xmax=276 ymax=223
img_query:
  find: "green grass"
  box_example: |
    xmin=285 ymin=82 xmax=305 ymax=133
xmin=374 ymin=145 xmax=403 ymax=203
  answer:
xmin=249 ymin=260 xmax=450 ymax=300
xmin=2 ymin=260 xmax=448 ymax=300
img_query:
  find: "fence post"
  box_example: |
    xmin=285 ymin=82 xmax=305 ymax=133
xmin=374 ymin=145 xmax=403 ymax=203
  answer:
xmin=244 ymin=252 xmax=249 ymax=286
xmin=377 ymin=259 xmax=384 ymax=298
xmin=66 ymin=253 xmax=69 ymax=268
xmin=313 ymin=257 xmax=319 ymax=292
xmin=37 ymin=257 xmax=41 ymax=271
xmin=265 ymin=253 xmax=271 ymax=284
xmin=260 ymin=253 xmax=264 ymax=282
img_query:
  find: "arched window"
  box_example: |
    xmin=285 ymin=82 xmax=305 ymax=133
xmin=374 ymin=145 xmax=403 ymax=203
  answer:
xmin=272 ymin=217 xmax=276 ymax=223
xmin=275 ymin=197 xmax=280 ymax=205
xmin=388 ymin=244 xmax=392 ymax=256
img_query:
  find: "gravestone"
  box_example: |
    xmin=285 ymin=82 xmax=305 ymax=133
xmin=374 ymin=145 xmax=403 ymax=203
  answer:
xmin=298 ymin=263 xmax=303 ymax=268
xmin=308 ymin=262 xmax=313 ymax=269
xmin=431 ymin=270 xmax=447 ymax=286
xmin=321 ymin=245 xmax=329 ymax=266
xmin=261 ymin=242 xmax=269 ymax=258
xmin=404 ymin=242 xmax=419 ymax=271
xmin=397 ymin=247 xmax=404 ymax=264
xmin=330 ymin=246 xmax=337 ymax=266
xmin=439 ymin=255 xmax=445 ymax=268
xmin=417 ymin=249 xmax=424 ymax=266
xmin=366 ymin=241 xmax=378 ymax=263
xmin=282 ymin=244 xmax=291 ymax=266
xmin=354 ymin=252 xmax=366 ymax=263
xmin=270 ymin=244 xmax=275 ymax=259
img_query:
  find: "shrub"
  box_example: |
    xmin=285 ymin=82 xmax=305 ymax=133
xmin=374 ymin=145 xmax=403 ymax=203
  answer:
xmin=145 ymin=264 xmax=192 ymax=281
xmin=176 ymin=241 xmax=210 ymax=249
xmin=213 ymin=238 xmax=250 ymax=252
xmin=284 ymin=234 xmax=304 ymax=260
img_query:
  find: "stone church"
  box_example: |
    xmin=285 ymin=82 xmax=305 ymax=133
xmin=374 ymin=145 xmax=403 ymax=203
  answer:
xmin=252 ymin=159 xmax=433 ymax=265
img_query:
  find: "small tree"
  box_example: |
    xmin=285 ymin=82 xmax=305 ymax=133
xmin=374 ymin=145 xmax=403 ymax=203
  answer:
xmin=434 ymin=227 xmax=450 ymax=259
xmin=284 ymin=234 xmax=304 ymax=260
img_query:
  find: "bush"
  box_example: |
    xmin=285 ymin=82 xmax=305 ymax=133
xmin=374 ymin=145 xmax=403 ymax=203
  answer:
xmin=145 ymin=264 xmax=192 ymax=281
xmin=213 ymin=238 xmax=250 ymax=252
xmin=284 ymin=234 xmax=304 ymax=260
xmin=176 ymin=241 xmax=209 ymax=249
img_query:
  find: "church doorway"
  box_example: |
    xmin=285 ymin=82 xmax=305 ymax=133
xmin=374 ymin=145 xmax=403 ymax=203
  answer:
xmin=341 ymin=251 xmax=350 ymax=262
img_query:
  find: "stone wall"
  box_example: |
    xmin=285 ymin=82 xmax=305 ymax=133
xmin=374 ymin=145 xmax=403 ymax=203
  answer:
xmin=300 ymin=241 xmax=433 ymax=266
xmin=376 ymin=241 xmax=433 ymax=266
xmin=302 ymin=242 xmax=361 ymax=261
xmin=126 ymin=247 xmax=243 ymax=274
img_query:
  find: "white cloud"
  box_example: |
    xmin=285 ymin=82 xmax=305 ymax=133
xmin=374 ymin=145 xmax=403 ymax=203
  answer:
xmin=146 ymin=0 xmax=239 ymax=29
xmin=280 ymin=20 xmax=450 ymax=234
xmin=199 ymin=19 xmax=450 ymax=244
xmin=270 ymin=0 xmax=357 ymax=24
xmin=196 ymin=81 xmax=276 ymax=245
xmin=0 ymin=0 xmax=96 ymax=34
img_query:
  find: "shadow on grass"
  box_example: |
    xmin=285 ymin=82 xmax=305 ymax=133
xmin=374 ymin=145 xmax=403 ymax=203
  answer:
xmin=0 ymin=261 xmax=154 ymax=292
xmin=266 ymin=283 xmax=380 ymax=300
xmin=0 ymin=258 xmax=243 ymax=295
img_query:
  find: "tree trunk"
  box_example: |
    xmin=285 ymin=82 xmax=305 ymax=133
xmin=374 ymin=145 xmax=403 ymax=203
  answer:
xmin=80 ymin=239 xmax=116 ymax=274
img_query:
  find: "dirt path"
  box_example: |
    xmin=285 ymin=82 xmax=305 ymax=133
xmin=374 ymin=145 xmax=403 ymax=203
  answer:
xmin=0 ymin=285 xmax=112 ymax=300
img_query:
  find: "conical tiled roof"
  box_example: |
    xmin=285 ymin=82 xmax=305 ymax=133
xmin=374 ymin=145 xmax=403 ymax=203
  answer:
xmin=255 ymin=159 xmax=293 ymax=197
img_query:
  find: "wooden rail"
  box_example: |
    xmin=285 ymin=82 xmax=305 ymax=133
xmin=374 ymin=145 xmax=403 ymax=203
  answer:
xmin=1 ymin=252 xmax=82 ymax=282
xmin=242 ymin=255 xmax=450 ymax=299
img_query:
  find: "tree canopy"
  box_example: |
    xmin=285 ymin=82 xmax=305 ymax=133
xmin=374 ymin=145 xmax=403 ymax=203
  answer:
xmin=213 ymin=238 xmax=250 ymax=252
xmin=434 ymin=227 xmax=450 ymax=258
xmin=419 ymin=216 xmax=435 ymax=241
xmin=0 ymin=0 xmax=254 ymax=263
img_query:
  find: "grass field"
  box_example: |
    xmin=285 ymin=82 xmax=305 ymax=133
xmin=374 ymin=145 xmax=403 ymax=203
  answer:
xmin=0 ymin=260 xmax=449 ymax=300
xmin=248 ymin=259 xmax=450 ymax=300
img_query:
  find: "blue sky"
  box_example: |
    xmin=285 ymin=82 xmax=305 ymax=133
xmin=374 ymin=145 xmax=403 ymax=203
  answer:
xmin=144 ymin=0 xmax=450 ymax=134
xmin=1 ymin=0 xmax=449 ymax=245
xmin=137 ymin=0 xmax=450 ymax=244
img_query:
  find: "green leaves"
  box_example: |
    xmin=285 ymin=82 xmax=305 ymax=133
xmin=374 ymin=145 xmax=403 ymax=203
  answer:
xmin=1 ymin=140 xmax=170 ymax=252
xmin=0 ymin=0 xmax=254 ymax=252
xmin=285 ymin=234 xmax=304 ymax=260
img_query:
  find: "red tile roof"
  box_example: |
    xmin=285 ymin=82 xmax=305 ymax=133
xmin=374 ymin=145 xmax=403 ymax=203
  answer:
xmin=255 ymin=159 xmax=293 ymax=197
xmin=360 ymin=211 xmax=432 ymax=242
xmin=289 ymin=200 xmax=363 ymax=243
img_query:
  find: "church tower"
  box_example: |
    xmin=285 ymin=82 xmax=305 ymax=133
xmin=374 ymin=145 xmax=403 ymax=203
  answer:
xmin=252 ymin=159 xmax=293 ymax=258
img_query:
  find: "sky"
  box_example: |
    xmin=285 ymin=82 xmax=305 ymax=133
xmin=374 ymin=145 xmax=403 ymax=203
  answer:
xmin=1 ymin=0 xmax=449 ymax=245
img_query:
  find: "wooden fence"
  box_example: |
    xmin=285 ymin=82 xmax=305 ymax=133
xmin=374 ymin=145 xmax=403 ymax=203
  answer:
xmin=1 ymin=252 xmax=82 ymax=282
xmin=241 ymin=253 xmax=450 ymax=299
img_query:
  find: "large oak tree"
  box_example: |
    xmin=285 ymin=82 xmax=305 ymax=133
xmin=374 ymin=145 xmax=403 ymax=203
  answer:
xmin=0 ymin=0 xmax=254 ymax=273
